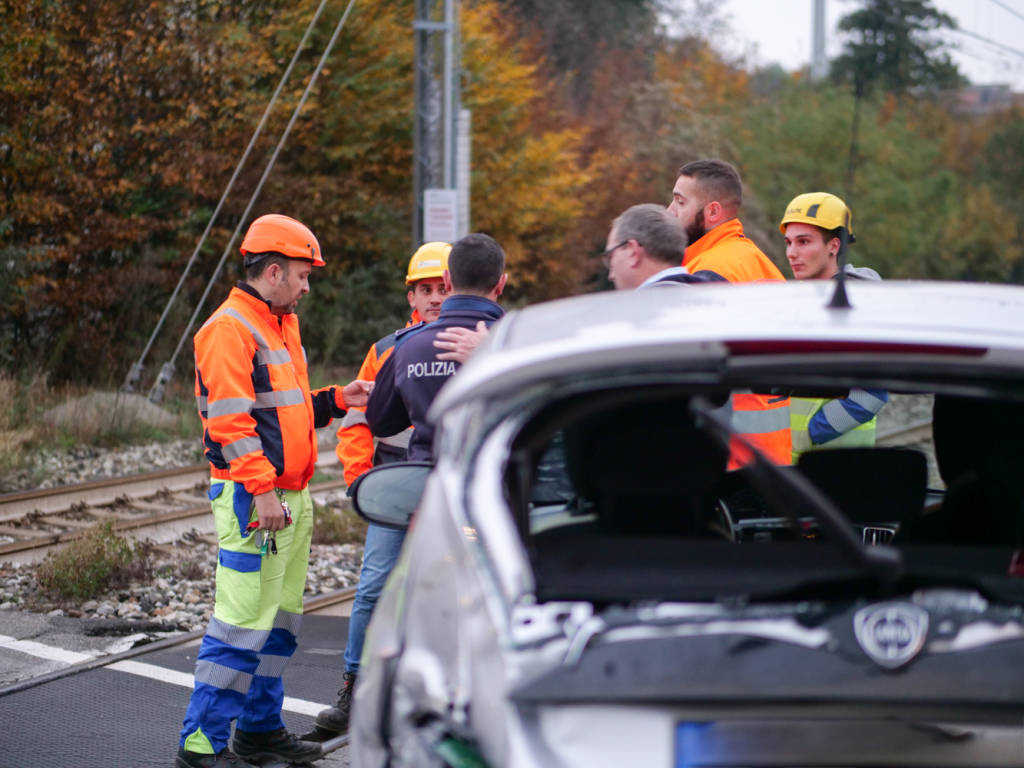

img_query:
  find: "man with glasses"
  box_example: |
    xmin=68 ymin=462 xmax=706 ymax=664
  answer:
xmin=603 ymin=203 xmax=726 ymax=290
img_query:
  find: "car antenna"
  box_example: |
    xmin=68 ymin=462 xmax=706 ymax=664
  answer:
xmin=828 ymin=227 xmax=853 ymax=310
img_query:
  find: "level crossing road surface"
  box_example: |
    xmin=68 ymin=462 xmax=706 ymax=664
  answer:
xmin=0 ymin=615 xmax=353 ymax=768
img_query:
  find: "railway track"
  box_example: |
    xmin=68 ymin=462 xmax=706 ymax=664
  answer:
xmin=0 ymin=462 xmax=348 ymax=566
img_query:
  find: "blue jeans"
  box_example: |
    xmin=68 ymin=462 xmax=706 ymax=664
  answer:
xmin=343 ymin=523 xmax=405 ymax=673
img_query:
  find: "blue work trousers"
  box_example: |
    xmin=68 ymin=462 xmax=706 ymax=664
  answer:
xmin=343 ymin=523 xmax=405 ymax=673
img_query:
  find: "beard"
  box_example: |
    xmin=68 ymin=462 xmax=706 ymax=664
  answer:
xmin=684 ymin=209 xmax=706 ymax=245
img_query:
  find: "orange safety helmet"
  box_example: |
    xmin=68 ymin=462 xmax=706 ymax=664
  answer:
xmin=240 ymin=214 xmax=325 ymax=267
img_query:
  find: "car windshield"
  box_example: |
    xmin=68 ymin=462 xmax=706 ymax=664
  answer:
xmin=505 ymin=380 xmax=1024 ymax=607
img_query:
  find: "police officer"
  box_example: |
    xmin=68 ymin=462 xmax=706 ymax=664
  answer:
xmin=780 ymin=192 xmax=887 ymax=460
xmin=367 ymin=233 xmax=507 ymax=460
xmin=310 ymin=242 xmax=450 ymax=737
xmin=178 ymin=214 xmax=371 ymax=768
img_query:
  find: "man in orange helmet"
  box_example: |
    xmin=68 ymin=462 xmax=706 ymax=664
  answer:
xmin=177 ymin=214 xmax=372 ymax=768
xmin=310 ymin=242 xmax=450 ymax=737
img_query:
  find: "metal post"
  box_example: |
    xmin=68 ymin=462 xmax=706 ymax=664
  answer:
xmin=811 ymin=0 xmax=827 ymax=81
xmin=413 ymin=0 xmax=461 ymax=247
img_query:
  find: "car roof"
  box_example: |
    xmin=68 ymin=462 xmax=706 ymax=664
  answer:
xmin=430 ymin=280 xmax=1024 ymax=417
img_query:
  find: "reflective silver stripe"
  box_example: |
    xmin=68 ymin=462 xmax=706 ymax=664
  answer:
xmin=196 ymin=395 xmax=208 ymax=413
xmin=208 ymin=397 xmax=255 ymax=419
xmin=253 ymin=389 xmax=305 ymax=410
xmin=731 ymin=406 xmax=790 ymax=434
xmin=194 ymin=659 xmax=252 ymax=694
xmin=216 ymin=308 xmax=292 ymax=367
xmin=273 ymin=609 xmax=303 ymax=638
xmin=847 ymin=388 xmax=887 ymax=414
xmin=222 ymin=436 xmax=262 ymax=461
xmin=254 ymin=653 xmax=290 ymax=678
xmin=340 ymin=409 xmax=369 ymax=429
xmin=256 ymin=347 xmax=292 ymax=366
xmin=379 ymin=428 xmax=413 ymax=449
xmin=219 ymin=308 xmax=272 ymax=351
xmin=202 ymin=307 xmax=294 ymax=368
xmin=819 ymin=399 xmax=863 ymax=435
xmin=206 ymin=616 xmax=271 ymax=651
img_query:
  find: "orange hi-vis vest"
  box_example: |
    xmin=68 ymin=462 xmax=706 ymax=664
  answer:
xmin=685 ymin=219 xmax=791 ymax=466
xmin=195 ymin=284 xmax=349 ymax=496
xmin=684 ymin=218 xmax=786 ymax=283
xmin=335 ymin=310 xmax=422 ymax=486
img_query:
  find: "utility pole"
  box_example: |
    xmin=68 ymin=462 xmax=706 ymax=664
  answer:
xmin=413 ymin=0 xmax=465 ymax=247
xmin=811 ymin=0 xmax=827 ymax=81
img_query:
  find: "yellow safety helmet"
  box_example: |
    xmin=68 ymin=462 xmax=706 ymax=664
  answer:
xmin=406 ymin=241 xmax=451 ymax=284
xmin=779 ymin=192 xmax=855 ymax=243
xmin=240 ymin=214 xmax=325 ymax=266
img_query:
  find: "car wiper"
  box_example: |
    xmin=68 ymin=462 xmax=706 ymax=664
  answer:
xmin=689 ymin=396 xmax=903 ymax=583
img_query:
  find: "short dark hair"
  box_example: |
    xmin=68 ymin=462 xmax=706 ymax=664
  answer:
xmin=611 ymin=204 xmax=688 ymax=266
xmin=245 ymin=252 xmax=292 ymax=281
xmin=448 ymin=233 xmax=505 ymax=294
xmin=677 ymin=159 xmax=743 ymax=213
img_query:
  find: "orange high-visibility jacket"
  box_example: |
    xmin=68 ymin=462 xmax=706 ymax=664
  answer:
xmin=684 ymin=219 xmax=791 ymax=465
xmin=195 ymin=284 xmax=349 ymax=495
xmin=335 ymin=311 xmax=422 ymax=486
xmin=683 ymin=218 xmax=786 ymax=283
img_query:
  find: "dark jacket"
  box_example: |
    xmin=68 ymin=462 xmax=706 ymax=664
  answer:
xmin=366 ymin=295 xmax=504 ymax=461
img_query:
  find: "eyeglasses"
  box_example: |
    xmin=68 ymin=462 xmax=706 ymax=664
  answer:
xmin=601 ymin=240 xmax=630 ymax=268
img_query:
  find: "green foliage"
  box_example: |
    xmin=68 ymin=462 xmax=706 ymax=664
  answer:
xmin=734 ymin=81 xmax=1022 ymax=282
xmin=831 ymin=0 xmax=964 ymax=96
xmin=312 ymin=500 xmax=367 ymax=545
xmin=36 ymin=521 xmax=150 ymax=601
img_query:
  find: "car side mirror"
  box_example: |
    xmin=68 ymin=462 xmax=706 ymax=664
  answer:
xmin=349 ymin=461 xmax=434 ymax=530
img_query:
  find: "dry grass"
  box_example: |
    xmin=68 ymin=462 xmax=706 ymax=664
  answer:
xmin=0 ymin=372 xmax=199 ymax=476
xmin=35 ymin=520 xmax=151 ymax=602
xmin=312 ymin=501 xmax=368 ymax=546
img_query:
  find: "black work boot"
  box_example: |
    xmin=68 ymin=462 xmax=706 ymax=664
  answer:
xmin=314 ymin=671 xmax=357 ymax=733
xmin=231 ymin=727 xmax=322 ymax=765
xmin=175 ymin=746 xmax=253 ymax=767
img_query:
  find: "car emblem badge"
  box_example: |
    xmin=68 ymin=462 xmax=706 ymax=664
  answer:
xmin=853 ymin=602 xmax=929 ymax=669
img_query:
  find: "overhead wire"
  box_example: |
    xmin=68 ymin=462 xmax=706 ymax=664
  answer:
xmin=986 ymin=0 xmax=1024 ymax=25
xmin=122 ymin=0 xmax=334 ymax=394
xmin=148 ymin=0 xmax=359 ymax=403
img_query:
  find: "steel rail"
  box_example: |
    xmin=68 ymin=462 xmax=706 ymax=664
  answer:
xmin=0 ymin=464 xmax=210 ymax=522
xmin=0 ymin=474 xmax=349 ymax=566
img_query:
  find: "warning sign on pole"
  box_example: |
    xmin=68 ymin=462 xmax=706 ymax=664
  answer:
xmin=423 ymin=188 xmax=458 ymax=244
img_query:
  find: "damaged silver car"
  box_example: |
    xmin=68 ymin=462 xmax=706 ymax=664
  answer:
xmin=349 ymin=279 xmax=1024 ymax=768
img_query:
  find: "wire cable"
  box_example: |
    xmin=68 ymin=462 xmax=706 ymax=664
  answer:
xmin=988 ymin=0 xmax=1024 ymax=25
xmin=148 ymin=0 xmax=359 ymax=403
xmin=121 ymin=0 xmax=333 ymax=394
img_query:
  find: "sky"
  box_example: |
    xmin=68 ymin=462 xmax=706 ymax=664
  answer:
xmin=717 ymin=0 xmax=1024 ymax=92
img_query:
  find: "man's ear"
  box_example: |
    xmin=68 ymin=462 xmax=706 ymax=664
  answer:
xmin=443 ymin=269 xmax=454 ymax=294
xmin=494 ymin=273 xmax=508 ymax=297
xmin=627 ymin=240 xmax=643 ymax=267
xmin=705 ymin=200 xmax=724 ymax=225
xmin=407 ymin=288 xmax=416 ymax=309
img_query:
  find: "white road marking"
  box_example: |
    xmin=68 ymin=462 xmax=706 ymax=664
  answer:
xmin=0 ymin=635 xmax=327 ymax=715
xmin=0 ymin=634 xmax=95 ymax=664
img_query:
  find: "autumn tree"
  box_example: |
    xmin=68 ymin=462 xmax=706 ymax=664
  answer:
xmin=1 ymin=0 xmax=281 ymax=381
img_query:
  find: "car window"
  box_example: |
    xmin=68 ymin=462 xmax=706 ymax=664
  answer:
xmin=511 ymin=386 xmax=1024 ymax=605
